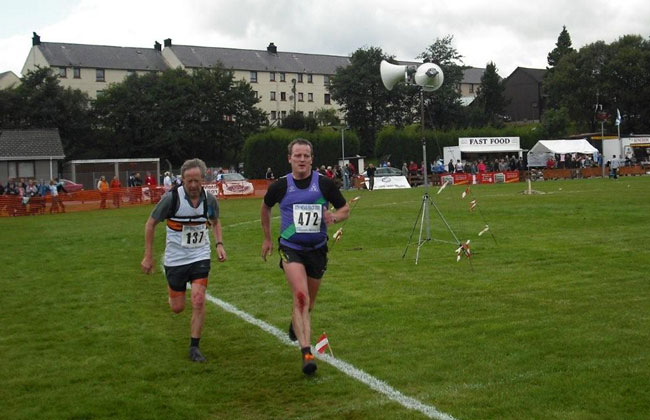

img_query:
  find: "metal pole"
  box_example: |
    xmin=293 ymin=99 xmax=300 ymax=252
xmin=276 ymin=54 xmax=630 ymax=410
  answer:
xmin=341 ymin=128 xmax=345 ymax=165
xmin=421 ymin=91 xmax=428 ymax=187
xmin=601 ymin=121 xmax=606 ymax=178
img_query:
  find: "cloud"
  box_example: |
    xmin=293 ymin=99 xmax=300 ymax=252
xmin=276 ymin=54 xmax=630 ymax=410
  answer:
xmin=1 ymin=0 xmax=650 ymax=78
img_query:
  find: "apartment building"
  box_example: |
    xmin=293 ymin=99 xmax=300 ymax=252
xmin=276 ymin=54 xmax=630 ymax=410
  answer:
xmin=21 ymin=33 xmax=484 ymax=123
xmin=22 ymin=33 xmax=168 ymax=99
xmin=161 ymin=40 xmax=350 ymax=124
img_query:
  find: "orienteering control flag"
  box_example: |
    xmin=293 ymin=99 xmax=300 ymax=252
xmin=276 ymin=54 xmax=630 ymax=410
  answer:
xmin=315 ymin=333 xmax=330 ymax=354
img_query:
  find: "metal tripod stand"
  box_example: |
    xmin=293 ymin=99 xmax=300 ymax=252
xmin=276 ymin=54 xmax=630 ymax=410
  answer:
xmin=402 ymin=91 xmax=462 ymax=264
xmin=402 ymin=189 xmax=462 ymax=264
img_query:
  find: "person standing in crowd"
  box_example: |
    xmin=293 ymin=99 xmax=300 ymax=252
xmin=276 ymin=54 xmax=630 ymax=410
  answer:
xmin=260 ymin=139 xmax=349 ymax=375
xmin=97 ymin=176 xmax=109 ymax=209
xmin=49 ymin=179 xmax=61 ymax=214
xmin=163 ymin=171 xmax=173 ymax=192
xmin=447 ymin=159 xmax=454 ymax=173
xmin=141 ymin=158 xmax=226 ymax=363
xmin=609 ymin=155 xmax=621 ymax=179
xmin=110 ymin=175 xmax=122 ymax=208
xmin=366 ymin=163 xmax=376 ymax=191
xmin=145 ymin=171 xmax=157 ymax=187
xmin=343 ymin=163 xmax=351 ymax=190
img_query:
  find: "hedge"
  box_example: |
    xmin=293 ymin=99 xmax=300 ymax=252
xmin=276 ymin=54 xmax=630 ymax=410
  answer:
xmin=243 ymin=128 xmax=360 ymax=179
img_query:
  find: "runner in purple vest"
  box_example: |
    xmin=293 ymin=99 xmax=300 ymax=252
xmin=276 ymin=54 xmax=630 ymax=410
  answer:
xmin=261 ymin=138 xmax=350 ymax=375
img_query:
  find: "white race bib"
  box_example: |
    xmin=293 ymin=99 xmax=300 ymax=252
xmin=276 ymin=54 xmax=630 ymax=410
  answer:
xmin=293 ymin=204 xmax=322 ymax=233
xmin=181 ymin=224 xmax=209 ymax=248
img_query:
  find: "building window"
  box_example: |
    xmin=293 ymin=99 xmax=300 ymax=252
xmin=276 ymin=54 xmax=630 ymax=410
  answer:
xmin=308 ymin=111 xmax=314 ymax=117
xmin=270 ymin=111 xmax=277 ymax=120
xmin=280 ymin=92 xmax=286 ymax=101
xmin=270 ymin=72 xmax=275 ymax=81
xmin=324 ymin=94 xmax=331 ymax=105
xmin=297 ymin=73 xmax=303 ymax=83
xmin=469 ymin=84 xmax=474 ymax=93
xmin=308 ymin=93 xmax=313 ymax=102
xmin=96 ymin=68 xmax=105 ymax=82
xmin=250 ymin=71 xmax=258 ymax=83
xmin=298 ymin=111 xmax=304 ymax=116
xmin=270 ymin=91 xmax=276 ymax=101
xmin=96 ymin=90 xmax=105 ymax=98
xmin=281 ymin=110 xmax=287 ymax=119
xmin=280 ymin=72 xmax=286 ymax=82
xmin=20 ymin=161 xmax=35 ymax=177
xmin=127 ymin=69 xmax=135 ymax=77
xmin=307 ymin=74 xmax=313 ymax=83
xmin=324 ymin=75 xmax=330 ymax=85
xmin=73 ymin=67 xmax=81 ymax=79
xmin=298 ymin=92 xmax=304 ymax=102
xmin=58 ymin=67 xmax=67 ymax=78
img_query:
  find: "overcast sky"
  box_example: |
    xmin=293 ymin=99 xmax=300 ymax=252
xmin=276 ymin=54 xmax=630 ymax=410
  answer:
xmin=1 ymin=0 xmax=649 ymax=78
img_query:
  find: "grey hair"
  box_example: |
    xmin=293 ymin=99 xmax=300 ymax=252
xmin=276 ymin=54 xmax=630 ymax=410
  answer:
xmin=287 ymin=138 xmax=313 ymax=156
xmin=180 ymin=158 xmax=208 ymax=179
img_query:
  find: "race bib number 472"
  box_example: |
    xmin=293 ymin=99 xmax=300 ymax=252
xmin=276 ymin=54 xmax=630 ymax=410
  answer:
xmin=181 ymin=224 xmax=208 ymax=248
xmin=293 ymin=204 xmax=322 ymax=233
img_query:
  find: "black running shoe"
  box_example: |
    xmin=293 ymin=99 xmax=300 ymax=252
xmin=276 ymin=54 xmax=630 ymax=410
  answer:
xmin=302 ymin=353 xmax=317 ymax=375
xmin=288 ymin=322 xmax=297 ymax=342
xmin=189 ymin=346 xmax=207 ymax=363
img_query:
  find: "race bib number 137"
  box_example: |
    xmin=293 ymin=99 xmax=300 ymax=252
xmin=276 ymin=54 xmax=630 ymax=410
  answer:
xmin=181 ymin=225 xmax=208 ymax=248
xmin=293 ymin=204 xmax=322 ymax=233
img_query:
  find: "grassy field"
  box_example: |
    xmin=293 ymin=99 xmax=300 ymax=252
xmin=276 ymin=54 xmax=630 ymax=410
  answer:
xmin=1 ymin=176 xmax=649 ymax=420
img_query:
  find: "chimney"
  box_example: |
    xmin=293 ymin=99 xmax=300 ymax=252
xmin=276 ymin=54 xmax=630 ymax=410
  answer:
xmin=154 ymin=41 xmax=161 ymax=52
xmin=267 ymin=42 xmax=277 ymax=54
xmin=164 ymin=38 xmax=172 ymax=48
xmin=32 ymin=32 xmax=41 ymax=46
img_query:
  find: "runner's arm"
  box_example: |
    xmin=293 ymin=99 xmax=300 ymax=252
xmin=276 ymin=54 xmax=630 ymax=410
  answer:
xmin=141 ymin=217 xmax=159 ymax=274
xmin=260 ymin=203 xmax=273 ymax=261
xmin=212 ymin=218 xmax=226 ymax=262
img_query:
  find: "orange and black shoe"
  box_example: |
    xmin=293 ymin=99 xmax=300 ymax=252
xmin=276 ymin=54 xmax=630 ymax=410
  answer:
xmin=302 ymin=352 xmax=317 ymax=375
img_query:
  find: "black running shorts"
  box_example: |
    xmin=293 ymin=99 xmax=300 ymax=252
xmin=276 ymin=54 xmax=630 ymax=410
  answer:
xmin=278 ymin=244 xmax=328 ymax=280
xmin=164 ymin=259 xmax=211 ymax=292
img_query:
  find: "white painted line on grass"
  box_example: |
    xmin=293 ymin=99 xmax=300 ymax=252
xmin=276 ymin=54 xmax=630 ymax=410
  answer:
xmin=205 ymin=293 xmax=457 ymax=420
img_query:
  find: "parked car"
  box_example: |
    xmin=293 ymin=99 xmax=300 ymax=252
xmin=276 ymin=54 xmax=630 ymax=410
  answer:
xmin=59 ymin=179 xmax=84 ymax=192
xmin=42 ymin=178 xmax=84 ymax=194
xmin=360 ymin=167 xmax=403 ymax=177
xmin=216 ymin=172 xmax=254 ymax=195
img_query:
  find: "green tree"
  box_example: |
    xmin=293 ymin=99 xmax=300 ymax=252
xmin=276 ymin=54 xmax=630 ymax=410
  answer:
xmin=0 ymin=67 xmax=92 ymax=157
xmin=544 ymin=35 xmax=650 ymax=133
xmin=417 ymin=35 xmax=466 ymax=129
xmin=329 ymin=46 xmax=417 ymax=157
xmin=473 ymin=61 xmax=508 ymax=126
xmin=547 ymin=26 xmax=575 ymax=68
xmin=93 ymin=67 xmax=266 ymax=166
xmin=314 ymin=108 xmax=340 ymax=126
xmin=538 ymin=107 xmax=572 ymax=139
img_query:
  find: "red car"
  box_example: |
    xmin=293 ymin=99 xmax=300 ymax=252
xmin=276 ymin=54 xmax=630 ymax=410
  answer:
xmin=58 ymin=179 xmax=84 ymax=192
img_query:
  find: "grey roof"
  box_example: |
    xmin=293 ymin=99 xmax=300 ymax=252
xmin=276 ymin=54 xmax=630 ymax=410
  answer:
xmin=507 ymin=67 xmax=547 ymax=83
xmin=37 ymin=42 xmax=168 ymax=71
xmin=168 ymin=45 xmax=351 ymax=74
xmin=0 ymin=129 xmax=65 ymax=160
xmin=462 ymin=67 xmax=486 ymax=84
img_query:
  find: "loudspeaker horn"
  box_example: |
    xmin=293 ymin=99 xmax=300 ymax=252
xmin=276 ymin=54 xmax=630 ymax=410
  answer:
xmin=380 ymin=60 xmax=409 ymax=90
xmin=415 ymin=63 xmax=444 ymax=92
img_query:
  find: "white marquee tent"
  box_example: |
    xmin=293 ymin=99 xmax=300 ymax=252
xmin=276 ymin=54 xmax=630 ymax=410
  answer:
xmin=527 ymin=139 xmax=598 ymax=167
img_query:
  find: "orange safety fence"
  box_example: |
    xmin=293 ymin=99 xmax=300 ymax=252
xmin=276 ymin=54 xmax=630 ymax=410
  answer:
xmin=0 ymin=180 xmax=274 ymax=217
